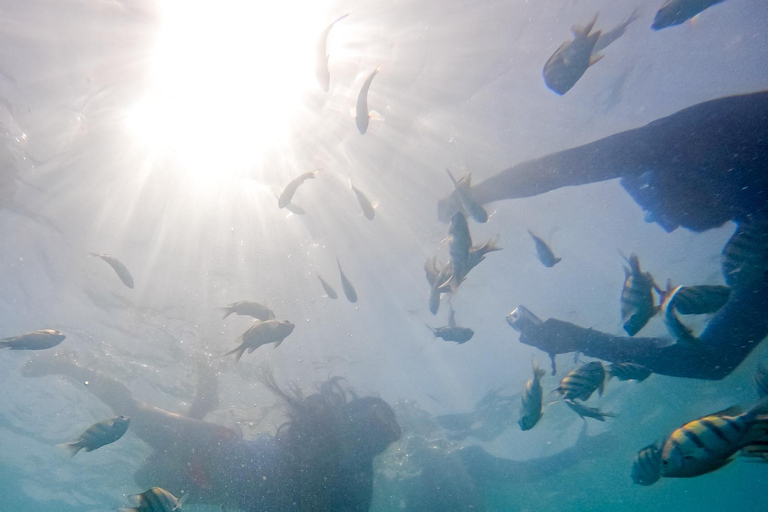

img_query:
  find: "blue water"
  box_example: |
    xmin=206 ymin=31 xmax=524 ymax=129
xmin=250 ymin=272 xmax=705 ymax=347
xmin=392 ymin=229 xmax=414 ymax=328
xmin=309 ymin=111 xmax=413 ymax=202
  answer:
xmin=1 ymin=0 xmax=767 ymax=511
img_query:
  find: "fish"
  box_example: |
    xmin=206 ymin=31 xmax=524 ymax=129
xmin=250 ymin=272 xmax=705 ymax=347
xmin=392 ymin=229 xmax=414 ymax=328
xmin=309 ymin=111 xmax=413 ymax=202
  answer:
xmin=445 ymin=169 xmax=488 ymax=223
xmin=219 ymin=301 xmax=276 ymax=321
xmin=620 ymin=253 xmax=657 ymax=336
xmin=317 ymin=274 xmax=338 ymax=299
xmin=89 ymin=252 xmax=134 ymax=288
xmin=355 ymin=65 xmax=380 ymax=134
xmin=349 ymin=177 xmax=375 ymax=220
xmin=607 ymin=362 xmax=652 ymax=382
xmin=756 ymin=362 xmax=768 ymax=399
xmin=593 ymin=8 xmax=639 ymax=53
xmin=528 ymin=230 xmax=561 ymax=267
xmin=652 ymin=0 xmax=726 ymax=30
xmin=661 ymin=397 xmax=768 ymax=478
xmin=337 ymin=258 xmax=358 ymax=303
xmin=555 ymin=361 xmax=606 ymax=401
xmin=660 ymin=283 xmax=697 ymax=344
xmin=426 ymin=324 xmax=474 ymax=344
xmin=542 ymin=14 xmax=603 ymax=95
xmin=519 ymin=362 xmax=546 ymax=431
xmin=631 ymin=443 xmax=663 ymax=485
xmin=448 ymin=211 xmax=472 ymax=282
xmin=721 ymin=218 xmax=768 ymax=289
xmin=0 ymin=329 xmax=66 ymax=350
xmin=315 ymin=13 xmax=349 ymax=91
xmin=278 ymin=171 xmax=316 ymax=209
xmin=564 ymin=399 xmax=616 ymax=421
xmin=668 ymin=285 xmax=730 ymax=315
xmin=466 ymin=236 xmax=502 ymax=273
xmin=58 ymin=416 xmax=130 ymax=456
xmin=223 ymin=319 xmax=295 ymax=362
xmin=424 ymin=257 xmax=442 ymax=315
xmin=118 ymin=487 xmax=187 ymax=512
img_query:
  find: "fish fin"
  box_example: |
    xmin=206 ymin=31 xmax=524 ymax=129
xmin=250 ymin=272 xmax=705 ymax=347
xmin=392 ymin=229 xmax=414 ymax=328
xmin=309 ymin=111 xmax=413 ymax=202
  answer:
xmin=572 ymin=13 xmax=599 ymax=37
xmin=624 ymin=7 xmax=640 ymax=27
xmin=445 ymin=168 xmax=458 ymax=186
xmin=56 ymin=442 xmax=83 ymax=457
xmin=175 ymin=493 xmax=189 ymax=510
xmin=368 ymin=110 xmax=385 ymax=121
xmin=219 ymin=308 xmax=233 ymax=320
xmin=589 ymin=53 xmax=604 ymax=67
xmin=274 ymin=338 xmax=284 ymax=348
xmin=223 ymin=344 xmax=247 ymax=362
xmin=553 ymin=257 xmax=562 ymax=264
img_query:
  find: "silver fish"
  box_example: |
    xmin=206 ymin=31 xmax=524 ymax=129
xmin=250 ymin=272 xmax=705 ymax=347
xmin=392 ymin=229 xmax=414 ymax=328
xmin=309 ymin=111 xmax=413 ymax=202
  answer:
xmin=620 ymin=253 xmax=657 ymax=336
xmin=220 ymin=301 xmax=275 ymax=321
xmin=278 ymin=171 xmax=316 ymax=209
xmin=90 ymin=252 xmax=134 ymax=288
xmin=0 ymin=329 xmax=65 ymax=350
xmin=556 ymin=361 xmax=606 ymax=401
xmin=542 ymin=14 xmax=603 ymax=95
xmin=118 ymin=487 xmax=186 ymax=512
xmin=337 ymin=258 xmax=358 ymax=303
xmin=224 ymin=319 xmax=295 ymax=362
xmin=426 ymin=324 xmax=474 ymax=344
xmin=315 ymin=13 xmax=349 ymax=91
xmin=58 ymin=416 xmax=130 ymax=456
xmin=631 ymin=443 xmax=663 ymax=485
xmin=607 ymin=362 xmax=652 ymax=382
xmin=652 ymin=0 xmax=726 ymax=30
xmin=317 ymin=274 xmax=338 ymax=299
xmin=564 ymin=399 xmax=616 ymax=421
xmin=446 ymin=169 xmax=487 ymax=223
xmin=528 ymin=230 xmax=561 ymax=267
xmin=741 ymin=438 xmax=768 ymax=462
xmin=593 ymin=9 xmax=639 ymax=53
xmin=349 ymin=177 xmax=375 ymax=220
xmin=519 ymin=362 xmax=546 ymax=431
xmin=448 ymin=211 xmax=472 ymax=282
xmin=355 ymin=66 xmax=380 ymax=134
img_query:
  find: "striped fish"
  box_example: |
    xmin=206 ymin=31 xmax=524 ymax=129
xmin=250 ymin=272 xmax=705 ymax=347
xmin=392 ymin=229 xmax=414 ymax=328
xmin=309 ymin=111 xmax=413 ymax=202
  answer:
xmin=564 ymin=399 xmax=615 ymax=422
xmin=755 ymin=362 xmax=768 ymax=399
xmin=58 ymin=416 xmax=130 ymax=456
xmin=661 ymin=397 xmax=768 ymax=478
xmin=631 ymin=443 xmax=662 ymax=485
xmin=118 ymin=487 xmax=186 ymax=512
xmin=660 ymin=283 xmax=697 ymax=344
xmin=607 ymin=362 xmax=652 ymax=382
xmin=519 ymin=362 xmax=546 ymax=431
xmin=620 ymin=253 xmax=657 ymax=336
xmin=721 ymin=218 xmax=768 ymax=288
xmin=671 ymin=285 xmax=730 ymax=315
xmin=556 ymin=361 xmax=606 ymax=401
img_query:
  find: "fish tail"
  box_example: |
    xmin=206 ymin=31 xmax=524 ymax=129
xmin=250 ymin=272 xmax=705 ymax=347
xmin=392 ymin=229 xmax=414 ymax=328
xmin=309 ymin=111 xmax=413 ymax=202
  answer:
xmin=219 ymin=308 xmax=233 ymax=320
xmin=553 ymin=257 xmax=562 ymax=264
xmin=57 ymin=442 xmax=84 ymax=457
xmin=223 ymin=344 xmax=247 ymax=363
xmin=533 ymin=361 xmax=546 ymax=380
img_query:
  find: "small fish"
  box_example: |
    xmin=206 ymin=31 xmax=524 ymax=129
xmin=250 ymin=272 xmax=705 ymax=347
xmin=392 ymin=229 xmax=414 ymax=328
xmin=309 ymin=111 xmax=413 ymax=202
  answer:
xmin=668 ymin=285 xmax=730 ymax=315
xmin=349 ymin=177 xmax=375 ymax=220
xmin=661 ymin=397 xmax=768 ymax=478
xmin=355 ymin=65 xmax=380 ymax=134
xmin=315 ymin=13 xmax=349 ymax=91
xmin=660 ymin=283 xmax=697 ymax=344
xmin=607 ymin=362 xmax=652 ymax=382
xmin=543 ymin=14 xmax=603 ymax=95
xmin=721 ymin=218 xmax=768 ymax=289
xmin=426 ymin=324 xmax=474 ymax=344
xmin=528 ymin=230 xmax=561 ymax=267
xmin=448 ymin=211 xmax=472 ymax=282
xmin=58 ymin=416 xmax=130 ymax=456
xmin=445 ymin=169 xmax=487 ymax=223
xmin=755 ymin=362 xmax=768 ymax=399
xmin=223 ymin=319 xmax=295 ymax=362
xmin=631 ymin=443 xmax=663 ymax=486
xmin=118 ymin=487 xmax=187 ymax=512
xmin=0 ymin=329 xmax=66 ymax=350
xmin=620 ymin=253 xmax=657 ymax=336
xmin=317 ymin=274 xmax=338 ymax=299
xmin=467 ymin=236 xmax=502 ymax=272
xmin=519 ymin=362 xmax=546 ymax=431
xmin=652 ymin=0 xmax=726 ymax=30
xmin=564 ymin=399 xmax=616 ymax=421
xmin=89 ymin=252 xmax=134 ymax=288
xmin=219 ymin=301 xmax=276 ymax=321
xmin=593 ymin=8 xmax=639 ymax=53
xmin=337 ymin=258 xmax=358 ymax=303
xmin=556 ymin=361 xmax=606 ymax=401
xmin=278 ymin=171 xmax=316 ymax=209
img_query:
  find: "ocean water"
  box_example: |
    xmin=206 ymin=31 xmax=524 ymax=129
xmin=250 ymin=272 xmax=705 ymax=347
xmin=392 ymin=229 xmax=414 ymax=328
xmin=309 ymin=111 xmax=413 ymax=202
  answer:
xmin=1 ymin=0 xmax=767 ymax=511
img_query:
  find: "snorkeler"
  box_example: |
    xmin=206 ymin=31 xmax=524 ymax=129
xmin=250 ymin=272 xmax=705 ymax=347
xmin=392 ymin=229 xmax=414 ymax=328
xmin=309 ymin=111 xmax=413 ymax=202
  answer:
xmin=22 ymin=351 xmax=401 ymax=512
xmin=438 ymin=90 xmax=768 ymax=380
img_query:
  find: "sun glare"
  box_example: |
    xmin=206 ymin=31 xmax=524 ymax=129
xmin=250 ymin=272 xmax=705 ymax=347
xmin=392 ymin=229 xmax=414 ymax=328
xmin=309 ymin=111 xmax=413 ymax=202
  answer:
xmin=127 ymin=0 xmax=329 ymax=180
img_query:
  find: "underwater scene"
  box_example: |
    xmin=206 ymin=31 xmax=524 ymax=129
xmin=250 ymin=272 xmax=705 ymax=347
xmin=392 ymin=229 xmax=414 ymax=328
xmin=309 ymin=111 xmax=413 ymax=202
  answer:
xmin=1 ymin=0 xmax=767 ymax=511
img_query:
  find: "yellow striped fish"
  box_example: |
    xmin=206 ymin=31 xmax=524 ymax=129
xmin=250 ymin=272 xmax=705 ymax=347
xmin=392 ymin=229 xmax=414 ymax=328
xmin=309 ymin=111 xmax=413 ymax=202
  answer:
xmin=741 ymin=438 xmax=768 ymax=462
xmin=721 ymin=218 xmax=768 ymax=288
xmin=631 ymin=443 xmax=662 ymax=485
xmin=118 ymin=487 xmax=186 ymax=512
xmin=620 ymin=253 xmax=657 ymax=336
xmin=556 ymin=361 xmax=606 ymax=401
xmin=661 ymin=397 xmax=768 ymax=478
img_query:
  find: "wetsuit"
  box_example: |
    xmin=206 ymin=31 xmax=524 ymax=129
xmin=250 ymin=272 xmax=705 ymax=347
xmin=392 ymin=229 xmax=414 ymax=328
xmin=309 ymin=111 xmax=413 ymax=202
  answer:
xmin=439 ymin=91 xmax=768 ymax=379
